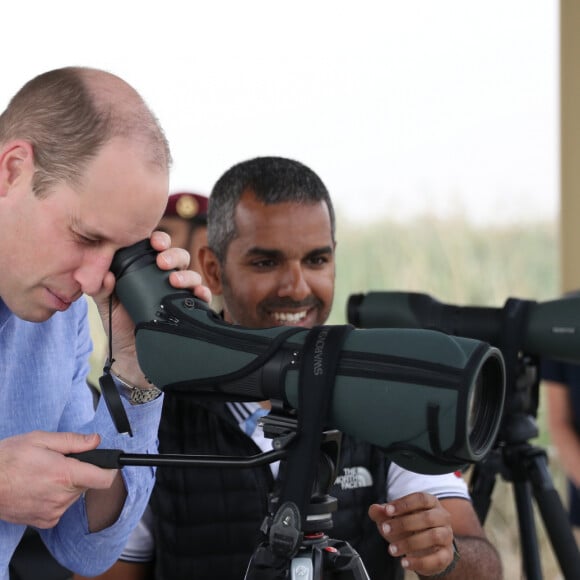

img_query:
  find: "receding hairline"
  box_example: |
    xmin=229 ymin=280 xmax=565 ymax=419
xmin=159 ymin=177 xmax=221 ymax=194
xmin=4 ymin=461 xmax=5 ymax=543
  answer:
xmin=76 ymin=67 xmax=171 ymax=169
xmin=78 ymin=67 xmax=143 ymax=109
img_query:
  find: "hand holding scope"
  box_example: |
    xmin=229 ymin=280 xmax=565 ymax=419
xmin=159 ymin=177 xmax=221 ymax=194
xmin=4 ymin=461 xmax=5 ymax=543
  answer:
xmin=110 ymin=241 xmax=506 ymax=475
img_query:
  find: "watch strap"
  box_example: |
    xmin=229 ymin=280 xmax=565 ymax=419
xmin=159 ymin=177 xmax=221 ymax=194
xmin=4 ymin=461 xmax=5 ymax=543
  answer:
xmin=430 ymin=539 xmax=460 ymax=578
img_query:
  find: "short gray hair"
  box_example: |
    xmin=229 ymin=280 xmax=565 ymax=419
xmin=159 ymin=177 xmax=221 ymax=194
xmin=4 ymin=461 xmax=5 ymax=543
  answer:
xmin=208 ymin=156 xmax=335 ymax=263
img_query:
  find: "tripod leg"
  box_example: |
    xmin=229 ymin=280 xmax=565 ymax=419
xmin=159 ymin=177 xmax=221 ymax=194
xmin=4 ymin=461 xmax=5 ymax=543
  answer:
xmin=513 ymin=479 xmax=543 ymax=580
xmin=469 ymin=450 xmax=500 ymax=525
xmin=525 ymin=448 xmax=580 ymax=579
xmin=315 ymin=539 xmax=371 ymax=580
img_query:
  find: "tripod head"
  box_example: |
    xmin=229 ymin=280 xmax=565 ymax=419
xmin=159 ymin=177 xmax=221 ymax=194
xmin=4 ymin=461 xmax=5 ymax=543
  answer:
xmin=261 ymin=414 xmax=341 ymax=533
xmin=245 ymin=416 xmax=371 ymax=580
xmin=489 ymin=298 xmax=540 ymax=447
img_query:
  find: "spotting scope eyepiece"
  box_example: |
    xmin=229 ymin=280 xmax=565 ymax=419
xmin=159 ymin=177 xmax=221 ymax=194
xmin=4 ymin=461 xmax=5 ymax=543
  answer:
xmin=112 ymin=241 xmax=506 ymax=475
xmin=347 ymin=291 xmax=580 ymax=363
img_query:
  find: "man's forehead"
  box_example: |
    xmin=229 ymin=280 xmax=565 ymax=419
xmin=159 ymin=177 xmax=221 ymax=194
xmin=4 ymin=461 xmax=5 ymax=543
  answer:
xmin=241 ymin=243 xmax=333 ymax=258
xmin=72 ymin=138 xmax=169 ymax=245
xmin=235 ymin=196 xmax=330 ymax=230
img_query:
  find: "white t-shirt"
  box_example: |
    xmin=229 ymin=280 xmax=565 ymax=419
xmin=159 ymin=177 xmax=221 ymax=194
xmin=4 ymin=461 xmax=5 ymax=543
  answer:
xmin=121 ymin=402 xmax=469 ymax=562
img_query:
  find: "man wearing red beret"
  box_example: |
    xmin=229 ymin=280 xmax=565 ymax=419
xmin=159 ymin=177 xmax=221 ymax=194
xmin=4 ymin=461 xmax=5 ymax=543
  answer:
xmin=157 ymin=192 xmax=209 ymax=276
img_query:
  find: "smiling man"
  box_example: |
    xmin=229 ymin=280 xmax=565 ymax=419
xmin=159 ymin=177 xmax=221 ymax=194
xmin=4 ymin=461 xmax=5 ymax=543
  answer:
xmin=0 ymin=66 xmax=209 ymax=580
xmin=205 ymin=178 xmax=335 ymax=329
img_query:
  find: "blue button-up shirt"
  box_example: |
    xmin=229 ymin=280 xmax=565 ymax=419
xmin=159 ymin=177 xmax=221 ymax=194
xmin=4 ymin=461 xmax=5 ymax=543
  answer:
xmin=0 ymin=297 xmax=162 ymax=579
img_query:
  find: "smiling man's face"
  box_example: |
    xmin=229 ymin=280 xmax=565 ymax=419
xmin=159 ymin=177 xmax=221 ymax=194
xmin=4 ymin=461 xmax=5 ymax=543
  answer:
xmin=207 ymin=190 xmax=335 ymax=329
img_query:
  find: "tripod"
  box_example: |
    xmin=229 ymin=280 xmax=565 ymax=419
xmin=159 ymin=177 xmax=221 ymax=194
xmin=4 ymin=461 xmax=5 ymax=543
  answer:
xmin=469 ymin=299 xmax=580 ymax=580
xmin=245 ymin=528 xmax=370 ymax=580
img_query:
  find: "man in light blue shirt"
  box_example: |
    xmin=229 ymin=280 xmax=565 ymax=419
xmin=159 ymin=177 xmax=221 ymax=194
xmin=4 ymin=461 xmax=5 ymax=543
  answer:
xmin=0 ymin=66 xmax=210 ymax=579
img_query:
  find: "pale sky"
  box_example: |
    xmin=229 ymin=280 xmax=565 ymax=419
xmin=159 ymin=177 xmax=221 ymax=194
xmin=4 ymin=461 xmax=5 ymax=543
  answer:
xmin=1 ymin=0 xmax=558 ymax=224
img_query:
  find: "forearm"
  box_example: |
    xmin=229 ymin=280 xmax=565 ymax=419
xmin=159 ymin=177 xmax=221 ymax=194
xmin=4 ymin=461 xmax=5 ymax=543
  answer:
xmin=74 ymin=560 xmax=153 ymax=580
xmin=80 ymin=396 xmax=161 ymax=532
xmin=417 ymin=536 xmax=502 ymax=580
xmin=40 ymin=397 xmax=162 ymax=575
xmin=110 ymin=353 xmax=155 ymax=390
xmin=85 ymin=471 xmax=127 ymax=532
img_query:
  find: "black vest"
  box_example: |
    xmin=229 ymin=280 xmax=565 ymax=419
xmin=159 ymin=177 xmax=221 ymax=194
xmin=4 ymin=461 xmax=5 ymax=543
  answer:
xmin=150 ymin=394 xmax=403 ymax=580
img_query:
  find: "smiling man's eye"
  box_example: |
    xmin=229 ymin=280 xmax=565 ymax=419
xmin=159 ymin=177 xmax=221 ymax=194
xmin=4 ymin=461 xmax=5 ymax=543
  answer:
xmin=252 ymin=259 xmax=276 ymax=268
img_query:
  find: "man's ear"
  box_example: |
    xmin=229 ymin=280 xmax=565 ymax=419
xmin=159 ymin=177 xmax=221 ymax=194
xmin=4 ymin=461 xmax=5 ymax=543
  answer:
xmin=0 ymin=141 xmax=34 ymax=196
xmin=199 ymin=246 xmax=224 ymax=295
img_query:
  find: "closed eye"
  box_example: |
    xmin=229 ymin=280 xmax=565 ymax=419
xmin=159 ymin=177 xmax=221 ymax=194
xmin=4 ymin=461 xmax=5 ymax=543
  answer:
xmin=73 ymin=231 xmax=101 ymax=247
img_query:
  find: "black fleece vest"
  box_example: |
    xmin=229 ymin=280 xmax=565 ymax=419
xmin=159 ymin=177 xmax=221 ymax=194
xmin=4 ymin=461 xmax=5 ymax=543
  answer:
xmin=150 ymin=394 xmax=403 ymax=580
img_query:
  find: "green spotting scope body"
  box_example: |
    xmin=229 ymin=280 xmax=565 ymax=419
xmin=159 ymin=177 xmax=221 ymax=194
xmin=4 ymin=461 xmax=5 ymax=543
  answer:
xmin=347 ymin=291 xmax=580 ymax=363
xmin=112 ymin=241 xmax=506 ymax=475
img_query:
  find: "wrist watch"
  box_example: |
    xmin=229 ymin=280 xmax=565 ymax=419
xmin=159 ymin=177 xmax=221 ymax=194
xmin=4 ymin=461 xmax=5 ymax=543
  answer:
xmin=111 ymin=368 xmax=162 ymax=405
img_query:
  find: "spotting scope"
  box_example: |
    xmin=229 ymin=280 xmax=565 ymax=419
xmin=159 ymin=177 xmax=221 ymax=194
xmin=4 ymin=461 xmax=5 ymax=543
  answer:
xmin=111 ymin=241 xmax=506 ymax=475
xmin=347 ymin=291 xmax=580 ymax=362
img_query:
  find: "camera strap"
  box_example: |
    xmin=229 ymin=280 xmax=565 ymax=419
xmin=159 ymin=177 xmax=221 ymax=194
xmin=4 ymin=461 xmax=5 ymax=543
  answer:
xmin=270 ymin=324 xmax=353 ymax=558
xmin=99 ymin=295 xmax=133 ymax=436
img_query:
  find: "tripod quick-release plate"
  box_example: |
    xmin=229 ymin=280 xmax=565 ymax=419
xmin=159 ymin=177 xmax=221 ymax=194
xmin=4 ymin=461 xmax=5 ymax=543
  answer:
xmin=269 ymin=501 xmax=303 ymax=559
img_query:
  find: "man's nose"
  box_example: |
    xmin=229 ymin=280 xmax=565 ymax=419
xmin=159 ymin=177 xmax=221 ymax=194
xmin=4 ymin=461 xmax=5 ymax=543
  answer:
xmin=278 ymin=263 xmax=310 ymax=301
xmin=74 ymin=251 xmax=114 ymax=295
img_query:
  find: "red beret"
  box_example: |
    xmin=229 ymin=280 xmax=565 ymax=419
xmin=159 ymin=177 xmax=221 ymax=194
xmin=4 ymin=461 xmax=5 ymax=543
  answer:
xmin=164 ymin=192 xmax=208 ymax=220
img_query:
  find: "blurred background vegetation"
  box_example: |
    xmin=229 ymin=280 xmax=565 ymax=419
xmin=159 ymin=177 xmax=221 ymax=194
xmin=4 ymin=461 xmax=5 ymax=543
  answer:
xmin=330 ymin=214 xmax=558 ymax=325
xmin=330 ymin=212 xmax=567 ymax=578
